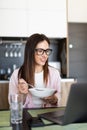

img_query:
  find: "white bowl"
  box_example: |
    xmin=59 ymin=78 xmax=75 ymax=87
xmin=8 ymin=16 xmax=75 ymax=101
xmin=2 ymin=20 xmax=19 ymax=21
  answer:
xmin=29 ymin=88 xmax=57 ymax=98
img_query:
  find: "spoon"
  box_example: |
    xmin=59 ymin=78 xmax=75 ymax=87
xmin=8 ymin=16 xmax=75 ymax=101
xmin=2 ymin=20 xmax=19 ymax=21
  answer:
xmin=27 ymin=83 xmax=34 ymax=89
xmin=28 ymin=83 xmax=44 ymax=91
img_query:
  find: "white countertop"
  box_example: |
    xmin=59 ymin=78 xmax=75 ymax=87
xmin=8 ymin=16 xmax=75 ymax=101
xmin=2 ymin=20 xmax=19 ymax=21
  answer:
xmin=0 ymin=78 xmax=76 ymax=83
xmin=61 ymin=78 xmax=75 ymax=82
xmin=0 ymin=80 xmax=9 ymax=83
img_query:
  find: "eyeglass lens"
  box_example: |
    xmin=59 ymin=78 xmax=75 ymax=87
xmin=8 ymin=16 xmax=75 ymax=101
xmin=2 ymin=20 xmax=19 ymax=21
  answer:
xmin=35 ymin=48 xmax=52 ymax=55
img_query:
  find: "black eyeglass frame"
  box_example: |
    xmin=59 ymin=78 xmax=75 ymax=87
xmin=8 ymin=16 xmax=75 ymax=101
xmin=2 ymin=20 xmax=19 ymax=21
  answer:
xmin=35 ymin=48 xmax=52 ymax=56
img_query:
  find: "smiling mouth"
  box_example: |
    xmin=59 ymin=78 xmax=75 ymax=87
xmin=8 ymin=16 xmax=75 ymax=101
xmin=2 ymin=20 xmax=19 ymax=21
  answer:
xmin=41 ymin=59 xmax=47 ymax=62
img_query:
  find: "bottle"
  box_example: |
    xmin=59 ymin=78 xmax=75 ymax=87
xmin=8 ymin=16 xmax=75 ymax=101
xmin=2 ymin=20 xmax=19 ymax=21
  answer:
xmin=7 ymin=68 xmax=11 ymax=80
xmin=13 ymin=64 xmax=17 ymax=71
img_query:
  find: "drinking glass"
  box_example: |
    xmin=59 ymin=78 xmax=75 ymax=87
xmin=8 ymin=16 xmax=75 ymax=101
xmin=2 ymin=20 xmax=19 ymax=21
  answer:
xmin=10 ymin=94 xmax=23 ymax=124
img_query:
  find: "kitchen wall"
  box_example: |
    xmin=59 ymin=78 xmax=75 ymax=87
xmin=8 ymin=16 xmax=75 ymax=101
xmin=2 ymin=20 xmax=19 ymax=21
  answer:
xmin=68 ymin=23 xmax=87 ymax=82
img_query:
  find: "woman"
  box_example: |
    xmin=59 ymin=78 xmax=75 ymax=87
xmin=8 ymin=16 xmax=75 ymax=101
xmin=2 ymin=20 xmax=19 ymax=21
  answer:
xmin=8 ymin=33 xmax=61 ymax=108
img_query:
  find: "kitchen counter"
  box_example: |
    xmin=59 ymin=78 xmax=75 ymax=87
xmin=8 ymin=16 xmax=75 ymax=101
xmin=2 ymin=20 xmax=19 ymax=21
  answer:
xmin=61 ymin=78 xmax=76 ymax=82
xmin=0 ymin=78 xmax=76 ymax=83
xmin=0 ymin=80 xmax=9 ymax=83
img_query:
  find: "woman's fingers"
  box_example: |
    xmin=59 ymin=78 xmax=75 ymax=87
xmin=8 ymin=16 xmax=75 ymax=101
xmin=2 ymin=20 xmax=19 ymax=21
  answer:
xmin=43 ymin=95 xmax=58 ymax=104
xmin=18 ymin=78 xmax=28 ymax=94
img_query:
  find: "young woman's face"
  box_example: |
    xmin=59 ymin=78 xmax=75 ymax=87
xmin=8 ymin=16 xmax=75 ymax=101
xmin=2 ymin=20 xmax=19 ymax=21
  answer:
xmin=34 ymin=40 xmax=50 ymax=67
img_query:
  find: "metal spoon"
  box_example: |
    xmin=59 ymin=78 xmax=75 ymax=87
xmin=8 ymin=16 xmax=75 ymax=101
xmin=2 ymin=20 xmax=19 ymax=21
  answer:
xmin=27 ymin=83 xmax=34 ymax=89
xmin=28 ymin=84 xmax=44 ymax=91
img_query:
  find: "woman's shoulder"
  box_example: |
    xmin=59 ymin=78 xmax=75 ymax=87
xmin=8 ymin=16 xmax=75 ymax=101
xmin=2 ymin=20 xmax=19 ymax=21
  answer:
xmin=48 ymin=66 xmax=61 ymax=82
xmin=10 ymin=68 xmax=19 ymax=78
xmin=12 ymin=68 xmax=19 ymax=75
xmin=9 ymin=68 xmax=20 ymax=84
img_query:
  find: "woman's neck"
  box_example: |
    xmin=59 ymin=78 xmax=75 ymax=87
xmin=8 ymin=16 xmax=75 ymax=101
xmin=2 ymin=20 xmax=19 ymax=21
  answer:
xmin=35 ymin=65 xmax=43 ymax=73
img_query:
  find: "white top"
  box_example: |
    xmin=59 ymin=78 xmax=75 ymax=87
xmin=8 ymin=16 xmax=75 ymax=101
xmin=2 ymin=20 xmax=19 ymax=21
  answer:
xmin=35 ymin=71 xmax=45 ymax=88
xmin=32 ymin=71 xmax=45 ymax=107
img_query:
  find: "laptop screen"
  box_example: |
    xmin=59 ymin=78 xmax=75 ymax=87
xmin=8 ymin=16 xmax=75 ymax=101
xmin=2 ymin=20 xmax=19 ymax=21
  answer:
xmin=63 ymin=83 xmax=87 ymax=125
xmin=38 ymin=83 xmax=87 ymax=125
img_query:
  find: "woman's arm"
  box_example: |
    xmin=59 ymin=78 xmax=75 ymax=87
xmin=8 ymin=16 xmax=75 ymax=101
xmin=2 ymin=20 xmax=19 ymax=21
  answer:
xmin=45 ymin=66 xmax=61 ymax=107
xmin=18 ymin=78 xmax=29 ymax=104
xmin=8 ymin=69 xmax=29 ymax=105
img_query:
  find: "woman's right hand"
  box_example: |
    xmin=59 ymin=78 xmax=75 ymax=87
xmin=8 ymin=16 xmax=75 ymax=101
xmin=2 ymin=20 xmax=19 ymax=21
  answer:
xmin=18 ymin=78 xmax=29 ymax=94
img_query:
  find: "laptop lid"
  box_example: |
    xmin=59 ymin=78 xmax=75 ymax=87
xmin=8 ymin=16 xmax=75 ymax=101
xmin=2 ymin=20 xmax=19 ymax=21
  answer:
xmin=38 ymin=83 xmax=87 ymax=125
xmin=63 ymin=83 xmax=87 ymax=125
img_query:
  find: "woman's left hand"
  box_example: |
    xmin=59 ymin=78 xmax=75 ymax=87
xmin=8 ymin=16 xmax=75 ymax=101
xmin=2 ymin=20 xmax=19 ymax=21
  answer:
xmin=43 ymin=94 xmax=58 ymax=105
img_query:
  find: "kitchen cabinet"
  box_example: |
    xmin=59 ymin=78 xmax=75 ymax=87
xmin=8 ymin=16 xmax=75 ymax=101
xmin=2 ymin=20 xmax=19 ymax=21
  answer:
xmin=26 ymin=0 xmax=67 ymax=38
xmin=0 ymin=0 xmax=27 ymax=37
xmin=68 ymin=23 xmax=87 ymax=82
xmin=0 ymin=82 xmax=9 ymax=109
xmin=0 ymin=0 xmax=67 ymax=37
xmin=0 ymin=9 xmax=27 ymax=37
xmin=68 ymin=0 xmax=87 ymax=23
xmin=0 ymin=0 xmax=27 ymax=9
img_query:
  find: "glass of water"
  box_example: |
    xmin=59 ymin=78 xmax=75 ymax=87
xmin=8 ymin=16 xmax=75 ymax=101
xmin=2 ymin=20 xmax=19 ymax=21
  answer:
xmin=10 ymin=94 xmax=23 ymax=124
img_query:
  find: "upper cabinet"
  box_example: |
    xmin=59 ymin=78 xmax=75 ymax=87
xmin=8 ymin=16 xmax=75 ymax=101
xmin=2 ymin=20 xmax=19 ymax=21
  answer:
xmin=26 ymin=0 xmax=67 ymax=38
xmin=0 ymin=0 xmax=67 ymax=37
xmin=68 ymin=0 xmax=87 ymax=23
xmin=0 ymin=0 xmax=27 ymax=37
xmin=0 ymin=9 xmax=27 ymax=37
xmin=0 ymin=0 xmax=27 ymax=9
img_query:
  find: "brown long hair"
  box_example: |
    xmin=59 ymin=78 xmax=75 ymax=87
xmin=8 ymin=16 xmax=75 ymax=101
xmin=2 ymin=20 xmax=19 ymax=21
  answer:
xmin=18 ymin=33 xmax=50 ymax=86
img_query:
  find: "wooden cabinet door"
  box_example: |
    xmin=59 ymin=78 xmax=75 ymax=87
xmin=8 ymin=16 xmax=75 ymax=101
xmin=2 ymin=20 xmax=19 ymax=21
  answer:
xmin=61 ymin=80 xmax=76 ymax=106
xmin=0 ymin=83 xmax=9 ymax=109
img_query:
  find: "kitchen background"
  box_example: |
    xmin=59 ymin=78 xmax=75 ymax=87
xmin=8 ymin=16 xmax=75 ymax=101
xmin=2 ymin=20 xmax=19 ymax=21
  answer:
xmin=0 ymin=0 xmax=87 ymax=109
xmin=0 ymin=37 xmax=67 ymax=80
xmin=0 ymin=0 xmax=87 ymax=82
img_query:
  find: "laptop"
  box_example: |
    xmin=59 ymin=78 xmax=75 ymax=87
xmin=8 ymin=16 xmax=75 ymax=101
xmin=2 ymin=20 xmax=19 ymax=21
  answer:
xmin=38 ymin=83 xmax=87 ymax=125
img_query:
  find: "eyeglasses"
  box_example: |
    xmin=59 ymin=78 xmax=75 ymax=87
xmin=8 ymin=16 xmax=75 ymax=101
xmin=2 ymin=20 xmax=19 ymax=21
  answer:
xmin=35 ymin=48 xmax=52 ymax=56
